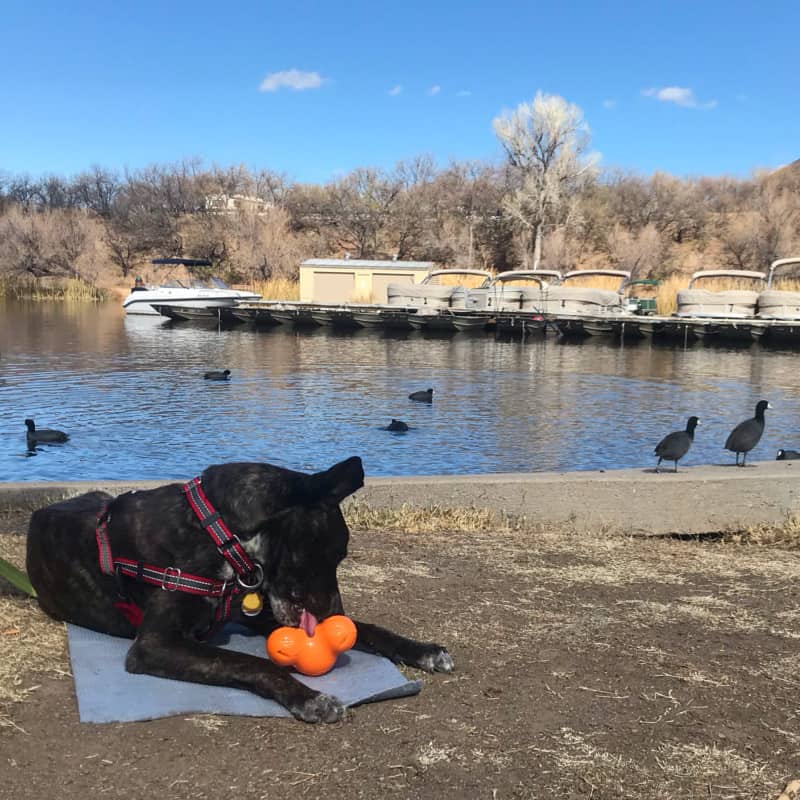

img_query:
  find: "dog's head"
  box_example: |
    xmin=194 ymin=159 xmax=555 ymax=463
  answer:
xmin=203 ymin=456 xmax=364 ymax=630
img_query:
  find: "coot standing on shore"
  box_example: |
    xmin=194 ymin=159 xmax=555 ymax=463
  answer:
xmin=654 ymin=416 xmax=700 ymax=473
xmin=725 ymin=400 xmax=771 ymax=466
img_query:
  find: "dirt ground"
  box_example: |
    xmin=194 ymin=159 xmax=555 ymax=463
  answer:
xmin=1 ymin=509 xmax=799 ymax=800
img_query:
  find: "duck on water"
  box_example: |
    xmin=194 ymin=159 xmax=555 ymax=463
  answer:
xmin=25 ymin=419 xmax=69 ymax=448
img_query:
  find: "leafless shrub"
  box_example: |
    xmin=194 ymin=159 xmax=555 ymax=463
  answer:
xmin=0 ymin=206 xmax=96 ymax=281
xmin=605 ymin=223 xmax=665 ymax=277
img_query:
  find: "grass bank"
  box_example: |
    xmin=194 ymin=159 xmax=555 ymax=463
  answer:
xmin=0 ymin=277 xmax=106 ymax=301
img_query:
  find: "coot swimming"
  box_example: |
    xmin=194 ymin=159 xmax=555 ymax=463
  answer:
xmin=25 ymin=418 xmax=69 ymax=446
xmin=408 ymin=388 xmax=433 ymax=402
xmin=204 ymin=369 xmax=231 ymax=381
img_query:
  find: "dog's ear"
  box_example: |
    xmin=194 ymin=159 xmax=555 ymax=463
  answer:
xmin=299 ymin=456 xmax=364 ymax=505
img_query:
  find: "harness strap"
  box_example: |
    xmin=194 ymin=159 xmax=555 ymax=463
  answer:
xmin=95 ymin=505 xmax=236 ymax=625
xmin=182 ymin=477 xmax=257 ymax=579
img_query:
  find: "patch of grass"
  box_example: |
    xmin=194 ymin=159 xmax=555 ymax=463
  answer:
xmin=250 ymin=277 xmax=300 ymax=301
xmin=0 ymin=277 xmax=105 ymax=301
xmin=343 ymin=500 xmax=536 ymax=534
xmin=722 ymin=514 xmax=800 ymax=550
xmin=561 ymin=275 xmax=625 ymax=291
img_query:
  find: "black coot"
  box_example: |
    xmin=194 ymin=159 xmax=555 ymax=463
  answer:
xmin=409 ymin=388 xmax=433 ymax=402
xmin=385 ymin=419 xmax=409 ymax=432
xmin=25 ymin=418 xmax=69 ymax=445
xmin=725 ymin=400 xmax=771 ymax=466
xmin=654 ymin=416 xmax=700 ymax=473
xmin=776 ymin=449 xmax=800 ymax=460
xmin=204 ymin=369 xmax=231 ymax=381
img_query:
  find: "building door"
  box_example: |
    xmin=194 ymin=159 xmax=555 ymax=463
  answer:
xmin=313 ymin=272 xmax=356 ymax=303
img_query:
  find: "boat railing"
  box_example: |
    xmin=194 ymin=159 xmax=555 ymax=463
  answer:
xmin=766 ymin=257 xmax=800 ymax=288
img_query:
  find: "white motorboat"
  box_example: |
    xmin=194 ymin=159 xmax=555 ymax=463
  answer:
xmin=122 ymin=259 xmax=261 ymax=315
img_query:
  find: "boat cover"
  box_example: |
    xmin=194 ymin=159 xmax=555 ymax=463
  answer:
xmin=756 ymin=289 xmax=800 ymax=319
xmin=538 ymin=287 xmax=624 ymax=315
xmin=518 ymin=287 xmax=547 ymax=311
xmin=676 ymin=289 xmax=759 ymax=317
xmin=386 ymin=282 xmax=454 ymax=306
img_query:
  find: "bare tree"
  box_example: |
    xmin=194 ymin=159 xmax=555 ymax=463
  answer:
xmin=493 ymin=92 xmax=598 ymax=268
xmin=0 ymin=206 xmax=92 ymax=279
xmin=320 ymin=168 xmax=400 ymax=258
xmin=605 ymin=223 xmax=665 ymax=277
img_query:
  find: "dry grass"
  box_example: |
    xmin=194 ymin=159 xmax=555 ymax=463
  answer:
xmin=426 ymin=272 xmax=491 ymax=288
xmin=769 ymin=277 xmax=800 ymax=292
xmin=0 ymin=276 xmax=105 ymax=301
xmin=656 ymin=274 xmax=686 ymax=314
xmin=561 ymin=275 xmax=625 ymax=291
xmin=250 ymin=277 xmax=300 ymax=301
xmin=0 ymin=532 xmax=69 ymax=716
xmin=342 ymin=500 xmax=535 ymax=535
xmin=721 ymin=513 xmax=800 ymax=549
xmin=691 ymin=277 xmax=766 ymax=292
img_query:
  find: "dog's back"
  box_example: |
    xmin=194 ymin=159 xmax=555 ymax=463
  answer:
xmin=27 ymin=490 xmax=139 ymax=638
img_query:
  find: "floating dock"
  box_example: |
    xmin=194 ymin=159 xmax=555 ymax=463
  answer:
xmin=162 ymin=300 xmax=800 ymax=346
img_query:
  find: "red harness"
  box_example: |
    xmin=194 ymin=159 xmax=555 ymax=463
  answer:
xmin=95 ymin=477 xmax=264 ymax=628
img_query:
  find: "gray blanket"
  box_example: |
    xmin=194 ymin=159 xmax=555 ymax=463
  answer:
xmin=67 ymin=624 xmax=422 ymax=723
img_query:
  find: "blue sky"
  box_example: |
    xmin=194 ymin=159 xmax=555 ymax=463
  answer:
xmin=2 ymin=0 xmax=798 ymax=184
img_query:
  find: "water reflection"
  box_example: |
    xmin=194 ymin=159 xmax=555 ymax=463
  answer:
xmin=1 ymin=298 xmax=799 ymax=481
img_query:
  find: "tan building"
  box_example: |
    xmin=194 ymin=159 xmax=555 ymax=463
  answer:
xmin=299 ymin=258 xmax=434 ymax=304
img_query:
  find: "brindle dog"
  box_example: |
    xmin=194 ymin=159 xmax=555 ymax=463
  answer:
xmin=26 ymin=456 xmax=454 ymax=722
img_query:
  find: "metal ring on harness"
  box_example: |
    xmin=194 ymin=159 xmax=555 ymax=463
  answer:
xmin=161 ymin=566 xmax=182 ymax=591
xmin=236 ymin=562 xmax=263 ymax=590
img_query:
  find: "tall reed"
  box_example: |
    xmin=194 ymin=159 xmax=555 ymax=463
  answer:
xmin=428 ymin=272 xmax=491 ymax=288
xmin=249 ymin=277 xmax=300 ymax=301
xmin=560 ymin=275 xmax=625 ymax=291
xmin=0 ymin=277 xmax=105 ymax=301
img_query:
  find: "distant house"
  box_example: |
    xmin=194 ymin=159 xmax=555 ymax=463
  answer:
xmin=299 ymin=258 xmax=435 ymax=304
xmin=204 ymin=194 xmax=272 ymax=214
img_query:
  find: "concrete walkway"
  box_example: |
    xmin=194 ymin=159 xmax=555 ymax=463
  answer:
xmin=2 ymin=461 xmax=798 ymax=535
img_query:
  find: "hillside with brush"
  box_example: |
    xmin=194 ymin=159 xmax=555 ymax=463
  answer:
xmin=1 ymin=155 xmax=798 ymax=301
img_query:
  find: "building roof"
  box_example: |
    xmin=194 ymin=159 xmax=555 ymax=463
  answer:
xmin=301 ymin=258 xmax=435 ymax=270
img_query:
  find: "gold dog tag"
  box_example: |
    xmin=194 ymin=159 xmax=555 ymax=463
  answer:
xmin=241 ymin=592 xmax=263 ymax=617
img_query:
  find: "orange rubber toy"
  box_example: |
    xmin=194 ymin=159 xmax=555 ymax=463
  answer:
xmin=266 ymin=615 xmax=357 ymax=676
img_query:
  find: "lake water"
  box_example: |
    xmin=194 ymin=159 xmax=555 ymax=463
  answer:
xmin=1 ymin=299 xmax=798 ymax=481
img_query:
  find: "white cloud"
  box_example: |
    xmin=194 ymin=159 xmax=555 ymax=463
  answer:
xmin=259 ymin=69 xmax=324 ymax=92
xmin=427 ymin=84 xmax=441 ymax=96
xmin=456 ymin=89 xmax=472 ymax=97
xmin=388 ymin=85 xmax=403 ymax=96
xmin=602 ymin=99 xmax=617 ymax=109
xmin=642 ymin=86 xmax=717 ymax=109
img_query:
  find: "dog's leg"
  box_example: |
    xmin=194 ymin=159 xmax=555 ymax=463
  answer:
xmin=354 ymin=621 xmax=454 ymax=673
xmin=125 ymin=598 xmax=345 ymax=723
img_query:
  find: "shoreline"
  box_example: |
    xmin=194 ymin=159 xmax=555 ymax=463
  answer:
xmin=2 ymin=460 xmax=797 ymax=535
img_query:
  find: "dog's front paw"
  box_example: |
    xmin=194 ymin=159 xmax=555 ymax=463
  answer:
xmin=418 ymin=645 xmax=455 ymax=673
xmin=291 ymin=692 xmax=345 ymax=724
